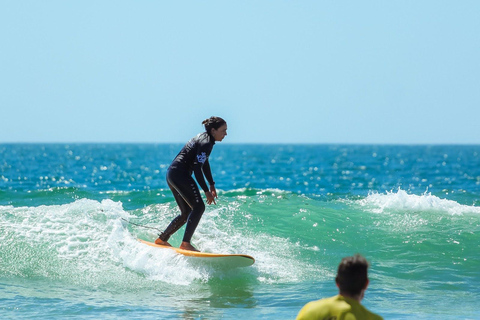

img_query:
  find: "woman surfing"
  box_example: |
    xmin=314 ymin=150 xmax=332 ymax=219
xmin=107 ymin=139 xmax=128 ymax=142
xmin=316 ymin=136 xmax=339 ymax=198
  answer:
xmin=155 ymin=116 xmax=227 ymax=251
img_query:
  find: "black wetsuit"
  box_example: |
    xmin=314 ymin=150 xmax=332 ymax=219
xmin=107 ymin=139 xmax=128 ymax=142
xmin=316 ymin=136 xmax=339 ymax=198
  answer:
xmin=159 ymin=132 xmax=215 ymax=243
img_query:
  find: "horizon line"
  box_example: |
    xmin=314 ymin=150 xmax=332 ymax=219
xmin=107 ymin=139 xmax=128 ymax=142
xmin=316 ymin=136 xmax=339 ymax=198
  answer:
xmin=1 ymin=141 xmax=479 ymax=146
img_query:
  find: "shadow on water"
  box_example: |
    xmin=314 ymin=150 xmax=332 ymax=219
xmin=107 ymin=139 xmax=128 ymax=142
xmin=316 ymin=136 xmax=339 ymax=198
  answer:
xmin=170 ymin=269 xmax=258 ymax=319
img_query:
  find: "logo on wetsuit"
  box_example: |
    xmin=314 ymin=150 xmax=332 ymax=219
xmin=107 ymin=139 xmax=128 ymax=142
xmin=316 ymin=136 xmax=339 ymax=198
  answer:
xmin=196 ymin=152 xmax=207 ymax=164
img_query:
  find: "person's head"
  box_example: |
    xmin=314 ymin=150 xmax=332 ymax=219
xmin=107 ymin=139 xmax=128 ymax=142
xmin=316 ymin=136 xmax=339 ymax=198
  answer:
xmin=335 ymin=254 xmax=370 ymax=299
xmin=202 ymin=116 xmax=227 ymax=142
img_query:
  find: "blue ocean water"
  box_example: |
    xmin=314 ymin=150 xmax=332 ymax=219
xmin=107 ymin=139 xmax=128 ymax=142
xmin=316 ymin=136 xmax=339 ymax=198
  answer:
xmin=1 ymin=144 xmax=479 ymax=319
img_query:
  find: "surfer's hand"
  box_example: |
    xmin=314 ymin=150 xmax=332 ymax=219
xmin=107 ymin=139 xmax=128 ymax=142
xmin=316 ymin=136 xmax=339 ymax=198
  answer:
xmin=209 ymin=185 xmax=218 ymax=199
xmin=205 ymin=191 xmax=216 ymax=205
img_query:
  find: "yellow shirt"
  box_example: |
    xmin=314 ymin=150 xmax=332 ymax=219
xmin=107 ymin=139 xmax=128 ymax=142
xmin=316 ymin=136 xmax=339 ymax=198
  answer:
xmin=296 ymin=295 xmax=383 ymax=320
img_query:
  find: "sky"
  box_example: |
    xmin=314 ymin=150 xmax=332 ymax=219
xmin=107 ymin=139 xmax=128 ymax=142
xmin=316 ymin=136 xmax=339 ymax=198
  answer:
xmin=1 ymin=1 xmax=479 ymax=144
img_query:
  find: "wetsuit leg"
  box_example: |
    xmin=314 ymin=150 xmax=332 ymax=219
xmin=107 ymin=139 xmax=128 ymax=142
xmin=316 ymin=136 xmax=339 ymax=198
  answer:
xmin=158 ymin=181 xmax=191 ymax=241
xmin=159 ymin=169 xmax=205 ymax=243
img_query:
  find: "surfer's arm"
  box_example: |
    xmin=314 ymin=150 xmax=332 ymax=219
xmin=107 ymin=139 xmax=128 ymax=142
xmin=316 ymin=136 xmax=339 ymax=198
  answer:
xmin=203 ymin=160 xmax=217 ymax=198
xmin=191 ymin=142 xmax=209 ymax=193
xmin=193 ymin=167 xmax=216 ymax=204
xmin=202 ymin=159 xmax=215 ymax=186
xmin=193 ymin=165 xmax=209 ymax=193
xmin=193 ymin=163 xmax=216 ymax=204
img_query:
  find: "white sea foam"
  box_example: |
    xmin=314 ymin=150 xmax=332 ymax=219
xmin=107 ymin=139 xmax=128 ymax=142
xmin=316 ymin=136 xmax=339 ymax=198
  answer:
xmin=0 ymin=199 xmax=212 ymax=286
xmin=108 ymin=225 xmax=208 ymax=286
xmin=1 ymin=198 xmax=321 ymax=287
xmin=357 ymin=189 xmax=480 ymax=215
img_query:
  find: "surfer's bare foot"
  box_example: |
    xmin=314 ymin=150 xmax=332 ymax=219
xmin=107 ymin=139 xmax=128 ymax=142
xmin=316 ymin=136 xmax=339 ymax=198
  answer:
xmin=179 ymin=241 xmax=199 ymax=252
xmin=154 ymin=238 xmax=172 ymax=246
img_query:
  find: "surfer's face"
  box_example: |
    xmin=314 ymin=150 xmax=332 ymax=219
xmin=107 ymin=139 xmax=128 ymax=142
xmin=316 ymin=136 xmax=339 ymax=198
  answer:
xmin=212 ymin=124 xmax=227 ymax=142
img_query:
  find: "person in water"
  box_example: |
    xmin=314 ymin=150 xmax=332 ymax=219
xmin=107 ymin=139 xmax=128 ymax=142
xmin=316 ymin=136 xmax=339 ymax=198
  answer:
xmin=155 ymin=116 xmax=227 ymax=252
xmin=296 ymin=254 xmax=383 ymax=320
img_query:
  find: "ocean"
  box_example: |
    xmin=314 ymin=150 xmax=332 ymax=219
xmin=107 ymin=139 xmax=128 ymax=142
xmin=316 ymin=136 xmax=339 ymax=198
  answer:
xmin=1 ymin=143 xmax=479 ymax=319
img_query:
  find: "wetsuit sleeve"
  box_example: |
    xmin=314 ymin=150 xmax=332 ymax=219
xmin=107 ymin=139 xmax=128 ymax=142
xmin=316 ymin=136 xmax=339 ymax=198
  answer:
xmin=202 ymin=159 xmax=215 ymax=186
xmin=193 ymin=165 xmax=209 ymax=193
xmin=192 ymin=145 xmax=211 ymax=193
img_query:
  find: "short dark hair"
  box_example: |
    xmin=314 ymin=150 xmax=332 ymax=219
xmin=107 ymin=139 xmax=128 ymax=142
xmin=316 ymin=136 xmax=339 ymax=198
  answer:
xmin=202 ymin=116 xmax=226 ymax=135
xmin=335 ymin=254 xmax=369 ymax=296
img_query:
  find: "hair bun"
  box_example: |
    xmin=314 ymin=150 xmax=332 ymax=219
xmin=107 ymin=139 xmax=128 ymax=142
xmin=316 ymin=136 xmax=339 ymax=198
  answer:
xmin=202 ymin=116 xmax=226 ymax=134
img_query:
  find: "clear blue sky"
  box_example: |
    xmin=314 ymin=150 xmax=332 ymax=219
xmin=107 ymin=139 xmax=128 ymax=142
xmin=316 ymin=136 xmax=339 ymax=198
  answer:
xmin=1 ymin=1 xmax=479 ymax=144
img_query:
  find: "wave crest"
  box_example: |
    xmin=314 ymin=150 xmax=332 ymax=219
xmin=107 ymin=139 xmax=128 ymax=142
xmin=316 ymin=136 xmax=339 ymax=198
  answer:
xmin=357 ymin=189 xmax=480 ymax=215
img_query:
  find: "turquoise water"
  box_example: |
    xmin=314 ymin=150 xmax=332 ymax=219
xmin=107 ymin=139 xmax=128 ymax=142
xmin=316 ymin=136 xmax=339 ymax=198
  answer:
xmin=1 ymin=144 xmax=479 ymax=319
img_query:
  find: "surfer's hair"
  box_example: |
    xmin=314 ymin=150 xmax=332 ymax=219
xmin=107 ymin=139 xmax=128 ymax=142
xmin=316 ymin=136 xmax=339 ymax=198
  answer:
xmin=202 ymin=116 xmax=226 ymax=135
xmin=335 ymin=254 xmax=369 ymax=296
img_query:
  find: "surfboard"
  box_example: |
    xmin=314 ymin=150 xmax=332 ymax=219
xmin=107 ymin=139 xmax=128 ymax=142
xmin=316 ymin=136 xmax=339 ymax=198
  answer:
xmin=138 ymin=239 xmax=255 ymax=268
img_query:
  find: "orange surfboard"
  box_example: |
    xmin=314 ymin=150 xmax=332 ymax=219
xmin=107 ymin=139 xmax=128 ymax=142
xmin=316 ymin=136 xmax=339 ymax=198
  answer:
xmin=138 ymin=239 xmax=255 ymax=268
